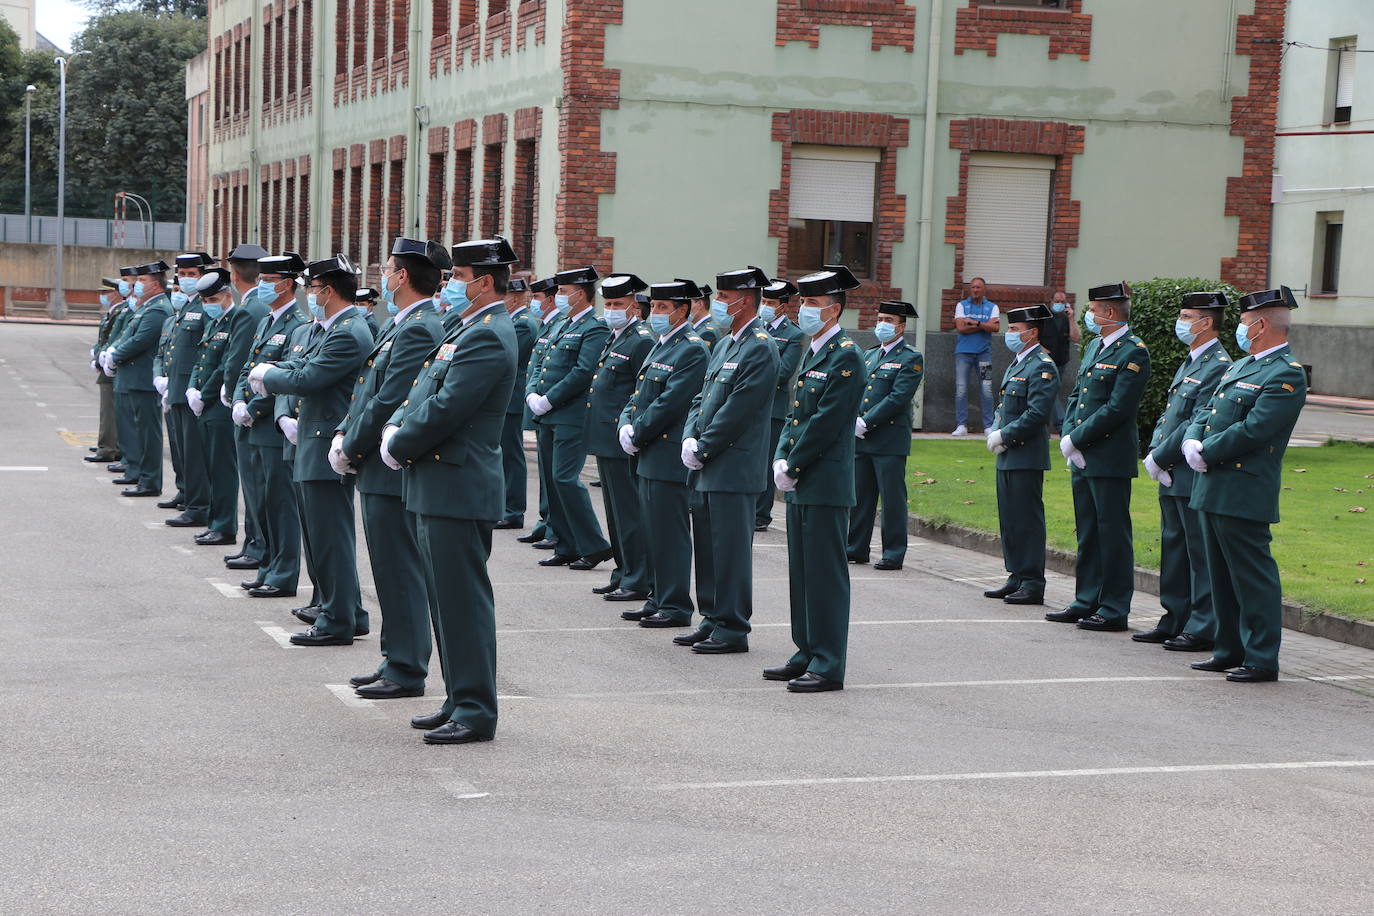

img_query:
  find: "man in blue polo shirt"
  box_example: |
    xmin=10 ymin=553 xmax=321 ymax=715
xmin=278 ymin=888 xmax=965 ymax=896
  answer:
xmin=952 ymin=276 xmax=999 ymax=436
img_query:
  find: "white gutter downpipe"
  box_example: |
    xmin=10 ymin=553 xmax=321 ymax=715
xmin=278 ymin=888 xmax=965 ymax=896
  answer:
xmin=913 ymin=0 xmax=944 ymax=427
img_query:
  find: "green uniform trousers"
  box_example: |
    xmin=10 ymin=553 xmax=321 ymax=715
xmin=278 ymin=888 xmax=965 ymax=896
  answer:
xmin=1198 ymin=510 xmax=1283 ymax=671
xmin=701 ymin=490 xmax=754 ymax=645
xmin=169 ymin=404 xmax=209 ymax=519
xmin=1067 ymin=473 xmax=1134 ymax=622
xmin=638 ymin=476 xmax=693 ymax=623
xmin=96 ymin=377 xmax=120 ymax=458
xmin=235 ymin=427 xmax=267 ymax=562
xmin=689 ymin=487 xmax=716 ymax=628
xmin=847 ymin=454 xmax=910 ymax=565
xmin=597 ymin=456 xmax=650 ymax=595
xmin=298 ymin=478 xmax=364 ymax=638
xmin=531 ymin=425 xmax=559 ymax=546
xmin=361 ymin=492 xmax=432 ymax=689
xmin=1159 ymin=493 xmax=1215 ymax=639
xmin=166 ymin=399 xmax=184 ymax=501
xmin=786 ymin=502 xmax=851 ymax=682
xmin=252 ymin=443 xmax=300 ymax=591
xmin=292 ymin=480 xmax=321 ymax=607
xmin=196 ymin=406 xmax=238 ymax=536
xmin=544 ymin=423 xmax=609 ymax=559
xmin=119 ymin=390 xmax=164 ymax=491
xmin=500 ymin=413 xmax=526 ymax=525
xmin=755 ymin=417 xmax=785 ymax=527
xmin=995 ymin=469 xmax=1046 ymax=594
xmin=416 ymin=515 xmax=497 ymax=737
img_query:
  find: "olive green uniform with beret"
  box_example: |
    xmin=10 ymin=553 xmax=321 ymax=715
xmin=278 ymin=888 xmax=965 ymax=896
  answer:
xmin=109 ymin=293 xmax=173 ymax=492
xmin=93 ymin=298 xmax=127 ymax=459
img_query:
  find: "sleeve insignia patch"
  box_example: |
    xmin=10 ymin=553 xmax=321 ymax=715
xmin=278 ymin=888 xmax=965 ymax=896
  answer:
xmin=1042 ymin=373 xmax=1053 ymax=380
xmin=1126 ymin=362 xmax=1141 ymax=372
xmin=1281 ymin=383 xmax=1294 ymax=392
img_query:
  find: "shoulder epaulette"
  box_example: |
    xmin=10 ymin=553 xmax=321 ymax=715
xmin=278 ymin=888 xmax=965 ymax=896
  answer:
xmin=1289 ymin=361 xmax=1302 ymax=368
xmin=755 ymin=331 xmax=770 ymax=340
xmin=685 ymin=333 xmax=701 ymax=343
xmin=483 ymin=314 xmax=493 ymax=324
xmin=840 ymin=339 xmax=855 ymax=347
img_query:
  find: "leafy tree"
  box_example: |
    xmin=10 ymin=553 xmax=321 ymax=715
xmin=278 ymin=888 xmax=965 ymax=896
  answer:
xmin=81 ymin=0 xmax=207 ymax=20
xmin=0 ymin=22 xmax=62 ymax=217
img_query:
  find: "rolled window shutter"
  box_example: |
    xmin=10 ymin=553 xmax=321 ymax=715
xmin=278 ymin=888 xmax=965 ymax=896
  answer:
xmin=789 ymin=157 xmax=877 ymax=223
xmin=964 ymin=157 xmax=1053 ymax=287
xmin=1336 ymin=44 xmax=1356 ymax=108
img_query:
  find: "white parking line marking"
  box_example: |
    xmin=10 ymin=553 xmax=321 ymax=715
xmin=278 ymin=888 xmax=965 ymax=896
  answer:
xmin=0 ymin=466 xmax=48 ymax=471
xmin=256 ymin=622 xmax=299 ymax=649
xmin=170 ymin=545 xmax=194 ymax=556
xmin=325 ymin=683 xmax=384 ymax=715
xmin=208 ymin=579 xmax=245 ymax=599
xmin=143 ymin=521 xmax=164 ymax=530
xmin=495 ymin=619 xmax=1043 ymax=636
xmin=428 ymin=768 xmax=490 ymax=799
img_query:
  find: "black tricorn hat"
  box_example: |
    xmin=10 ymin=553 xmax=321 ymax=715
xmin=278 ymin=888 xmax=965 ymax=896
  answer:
xmin=449 ymin=236 xmax=517 ymax=268
xmin=136 ymin=260 xmax=170 ymax=275
xmin=100 ymin=277 xmax=120 ymax=290
xmin=196 ymin=268 xmax=232 ymax=297
xmin=715 ymin=266 xmax=770 ymax=291
xmin=697 ymin=283 xmax=713 ymax=299
xmin=509 ymin=278 xmax=529 ymax=293
xmin=797 ymin=265 xmax=861 ymax=298
xmin=302 ymin=254 xmax=355 ymax=280
xmin=1088 ymin=281 xmax=1132 ymax=302
xmin=175 ymin=251 xmax=215 ymax=270
xmin=1238 ymin=286 xmax=1298 ymax=312
xmin=650 ymin=279 xmax=702 ymax=302
xmin=391 ymin=237 xmax=453 ymax=271
xmin=354 ymin=287 xmax=379 ymax=303
xmin=1005 ymin=304 xmax=1052 ymax=325
xmin=261 ymin=251 xmax=309 ymax=275
xmin=118 ymin=265 xmax=139 ymax=277
xmin=1180 ymin=291 xmax=1230 ymax=311
xmin=529 ymin=277 xmax=557 ymax=295
xmin=226 ymin=243 xmax=269 ymax=262
xmin=555 ymin=266 xmax=600 ymax=286
xmin=763 ymin=279 xmax=799 ymax=302
xmin=601 ymin=273 xmax=648 ymax=299
xmin=878 ymin=300 xmax=918 ymax=319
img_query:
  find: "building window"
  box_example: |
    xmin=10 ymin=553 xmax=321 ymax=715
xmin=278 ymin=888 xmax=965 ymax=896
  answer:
xmin=452 ymin=147 xmax=473 ymax=241
xmin=348 ymin=162 xmax=364 ymax=264
xmin=482 ymin=143 xmax=504 ymax=238
xmin=368 ymin=161 xmax=383 ymax=271
xmin=427 ymin=151 xmax=448 ymax=240
xmin=512 ymin=138 xmax=537 ymax=266
xmin=1315 ymin=212 xmax=1343 ymax=295
xmin=963 ymin=152 xmax=1054 ymax=287
xmin=1331 ymin=38 xmax=1357 ymax=124
xmin=983 ymin=0 xmax=1063 ymax=7
xmin=786 ymin=145 xmax=878 ymax=279
xmin=332 ymin=166 xmax=345 ymax=253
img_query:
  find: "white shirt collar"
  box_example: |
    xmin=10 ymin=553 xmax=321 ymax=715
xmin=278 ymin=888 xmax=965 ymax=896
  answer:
xmin=509 ymin=304 xmax=528 ymax=319
xmin=809 ymin=324 xmax=842 ymax=354
xmin=880 ymin=337 xmax=904 ymax=355
xmin=1014 ymin=342 xmax=1041 ymax=363
xmin=1099 ymin=323 xmax=1129 ymax=349
xmin=769 ymin=315 xmax=786 ymax=331
xmin=1188 ymin=338 xmax=1219 ymax=361
xmin=270 ymin=300 xmax=295 ymax=321
xmin=462 ymin=301 xmax=503 ymax=326
xmin=659 ymin=321 xmax=688 ymax=345
xmin=691 ymin=315 xmax=712 ymax=330
xmin=1250 ymin=341 xmax=1287 ymax=360
xmin=541 ymin=309 xmax=561 ymax=327
xmin=319 ymin=304 xmax=356 ymax=330
xmin=568 ymin=305 xmax=594 ymax=323
xmin=732 ymin=317 xmax=758 ymax=342
xmin=392 ymin=299 xmax=424 ymax=324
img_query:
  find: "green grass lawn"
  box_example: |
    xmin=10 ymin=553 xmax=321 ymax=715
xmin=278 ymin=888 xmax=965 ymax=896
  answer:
xmin=907 ymin=439 xmax=1374 ymax=622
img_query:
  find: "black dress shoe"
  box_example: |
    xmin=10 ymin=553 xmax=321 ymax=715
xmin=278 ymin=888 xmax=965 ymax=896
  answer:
xmin=288 ymin=626 xmax=353 ymax=647
xmin=539 ymin=554 xmax=577 ymax=567
xmin=1190 ymin=656 xmax=1238 ymax=672
xmin=225 ymin=556 xmax=262 ymax=570
xmin=112 ymin=476 xmax=137 ymax=485
xmin=1226 ymin=666 xmax=1278 ymax=683
xmin=106 ymin=462 xmax=126 ymax=473
xmin=639 ymin=613 xmax=689 ymax=628
xmin=121 ymin=486 xmax=161 ymax=497
xmin=603 ymin=588 xmax=650 ymax=602
xmin=754 ymin=523 xmax=770 ymax=533
xmin=156 ymin=496 xmax=181 ymax=509
xmin=1163 ymin=634 xmax=1214 ymax=652
xmin=349 ymin=672 xmax=382 ymax=688
xmin=165 ymin=513 xmax=205 ymax=528
xmin=291 ymin=606 xmax=320 ymax=625
xmin=847 ymin=556 xmax=869 ymax=565
xmin=249 ymin=585 xmax=296 ymax=598
xmin=570 ymin=548 xmax=615 ymax=570
xmin=356 ymin=678 xmax=424 ymax=699
xmin=673 ymin=626 xmax=713 ymax=647
xmin=691 ymin=638 xmax=748 ymax=655
xmin=532 ymin=538 xmax=558 ymax=550
xmin=1003 ymin=589 xmax=1044 ymax=605
xmin=787 ymin=672 xmax=843 ymax=693
xmin=240 ymin=578 xmax=264 ymax=590
xmin=423 ymin=721 xmax=493 ymax=745
xmin=84 ymin=453 xmax=114 ymax=463
xmin=224 ymin=551 xmax=246 ymax=562
xmin=874 ymin=560 xmax=903 ymax=571
xmin=353 ymin=624 xmax=370 ymax=637
xmin=1045 ymin=607 xmax=1091 ymax=623
xmin=592 ymin=582 xmax=619 ymax=595
xmin=1076 ymin=614 xmax=1128 ymax=632
xmin=411 ymin=710 xmax=450 ymax=730
xmin=493 ymin=518 xmax=523 ymax=530
xmin=516 ymin=531 xmax=543 ymax=543
xmin=984 ymin=583 xmax=1018 ymax=599
xmin=194 ymin=531 xmax=235 ymax=546
xmin=763 ymin=663 xmax=807 ymax=681
xmin=620 ymin=606 xmax=656 ymax=621
xmin=1131 ymin=626 xmax=1173 ymax=644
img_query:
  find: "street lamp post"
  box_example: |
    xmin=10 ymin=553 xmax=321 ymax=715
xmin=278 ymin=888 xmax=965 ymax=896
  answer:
xmin=53 ymin=52 xmax=89 ymax=320
xmin=24 ymin=84 xmax=35 ymax=244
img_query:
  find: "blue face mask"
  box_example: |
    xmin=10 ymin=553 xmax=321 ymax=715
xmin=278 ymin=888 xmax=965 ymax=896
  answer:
xmin=758 ymin=304 xmax=777 ymax=324
xmin=649 ymin=313 xmax=674 ymax=336
xmin=100 ymin=293 xmax=111 ymax=309
xmin=1004 ymin=330 xmax=1026 ymax=353
xmin=306 ymin=293 xmax=324 ymax=321
xmin=441 ymin=278 xmax=470 ymax=313
xmin=797 ymin=305 xmax=825 ymax=337
xmin=117 ymin=280 xmax=131 ymax=297
xmin=1083 ymin=311 xmax=1103 ymax=335
xmin=1175 ymin=318 xmax=1199 ymax=346
xmin=177 ymin=277 xmax=199 ymax=296
xmin=874 ymin=322 xmax=897 ymax=344
xmin=1235 ymin=320 xmax=1255 ymax=353
xmin=202 ymin=301 xmax=225 ymax=321
xmin=603 ymin=307 xmax=629 ymax=330
xmin=1051 ymin=301 xmax=1066 ymax=314
xmin=257 ymin=279 xmax=279 ymax=303
xmin=386 ymin=301 xmax=400 ymax=316
xmin=710 ymin=298 xmax=733 ymax=328
xmin=528 ymin=298 xmax=544 ymax=320
xmin=132 ymin=280 xmax=147 ymax=298
xmin=171 ymin=290 xmax=190 ymax=308
xmin=432 ymin=297 xmax=442 ymax=312
xmin=553 ymin=293 xmax=572 ymax=315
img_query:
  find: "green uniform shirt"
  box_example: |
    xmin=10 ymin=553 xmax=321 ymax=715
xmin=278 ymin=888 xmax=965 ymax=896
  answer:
xmin=1148 ymin=340 xmax=1232 ymax=497
xmin=1063 ymin=329 xmax=1152 ymax=477
xmin=684 ymin=318 xmax=780 ymax=494
xmin=585 ymin=319 xmax=655 ymax=459
xmin=776 ymin=330 xmax=866 ymax=507
xmin=618 ymin=325 xmax=709 ymax=483
xmin=993 ymin=345 xmax=1059 ymax=472
xmin=856 ymin=340 xmax=923 ymax=457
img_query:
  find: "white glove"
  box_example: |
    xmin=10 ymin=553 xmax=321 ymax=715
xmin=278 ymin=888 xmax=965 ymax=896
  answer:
xmin=231 ymin=401 xmax=253 ymax=427
xmin=328 ymin=435 xmax=356 ymax=476
xmin=219 ymin=384 xmax=231 ymax=408
xmin=161 ymin=392 xmax=170 ymax=412
xmin=986 ymin=430 xmax=1005 ymax=454
xmin=1183 ymin=439 xmax=1207 ymax=474
xmin=1066 ymin=449 xmax=1086 ymax=470
xmin=248 ymin=363 xmax=272 ymax=396
xmin=855 ymin=417 xmax=867 ymax=439
xmin=528 ymin=394 xmax=553 ymax=416
xmin=680 ymin=437 xmax=704 ymax=471
xmin=186 ymin=388 xmax=204 ymax=416
xmin=101 ymin=349 xmax=116 ymax=377
xmin=277 ymin=416 xmax=299 ymax=445
xmin=1059 ymin=434 xmax=1076 ymax=458
xmin=90 ymin=359 xmax=98 ymax=372
xmin=772 ymin=458 xmax=797 ymax=492
xmin=380 ymin=425 xmax=403 ymax=471
xmin=618 ymin=424 xmax=638 ymax=456
xmin=153 ymin=376 xmax=169 ymax=396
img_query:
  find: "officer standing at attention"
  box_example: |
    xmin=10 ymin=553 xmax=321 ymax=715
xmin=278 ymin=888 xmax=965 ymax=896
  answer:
xmin=495 ymin=273 xmax=538 ymax=530
xmin=679 ymin=266 xmax=780 ymax=654
xmin=380 ymin=236 xmax=519 ymax=745
xmin=1134 ymin=292 xmax=1233 ymax=649
xmin=276 ymin=320 xmax=322 ymax=624
xmin=586 ymin=273 xmax=656 ymax=601
xmin=617 ymin=280 xmax=710 ymax=629
xmin=1182 ymin=287 xmax=1306 ymax=682
xmin=1048 ymin=282 xmax=1151 ymax=632
xmin=221 ymin=243 xmax=272 ymax=572
xmin=688 ymin=283 xmax=719 ymax=350
xmin=518 ymin=277 xmax=564 ymax=549
xmin=766 ymin=266 xmax=866 ymax=692
xmin=231 ymin=259 xmax=307 ymax=598
xmin=100 ymin=260 xmax=174 ymax=497
xmin=754 ymin=279 xmax=806 ymax=533
xmin=155 ymin=253 xmax=214 ymax=522
xmin=248 ymin=255 xmax=373 ymax=646
xmin=100 ymin=268 xmax=138 ymax=476
xmin=982 ymin=305 xmax=1059 ymax=606
xmin=87 ymin=277 xmax=125 ymax=465
xmin=185 ymin=267 xmax=256 ymax=547
xmin=525 ymin=267 xmax=615 ymax=570
xmin=847 ymin=300 xmax=923 ymax=570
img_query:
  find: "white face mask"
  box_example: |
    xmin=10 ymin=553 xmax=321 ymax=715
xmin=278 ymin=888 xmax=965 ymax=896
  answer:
xmin=603 ymin=307 xmax=629 ymax=330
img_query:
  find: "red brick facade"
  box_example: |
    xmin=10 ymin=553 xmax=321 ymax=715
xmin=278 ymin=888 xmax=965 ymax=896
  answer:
xmin=767 ymin=110 xmax=911 ymax=328
xmin=775 ymin=0 xmax=916 ymax=53
xmin=954 ymin=0 xmax=1092 ymax=61
xmin=426 ymin=0 xmax=544 ymax=80
xmin=940 ymin=118 xmax=1085 ymax=330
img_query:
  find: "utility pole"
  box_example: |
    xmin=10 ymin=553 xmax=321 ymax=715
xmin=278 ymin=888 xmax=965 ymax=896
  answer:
xmin=53 ymin=52 xmax=90 ymax=320
xmin=24 ymin=84 xmax=35 ymax=244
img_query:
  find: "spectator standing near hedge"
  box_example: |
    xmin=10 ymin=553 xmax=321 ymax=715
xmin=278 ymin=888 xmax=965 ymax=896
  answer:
xmin=952 ymin=277 xmax=998 ymax=436
xmin=1039 ymin=290 xmax=1080 ymax=434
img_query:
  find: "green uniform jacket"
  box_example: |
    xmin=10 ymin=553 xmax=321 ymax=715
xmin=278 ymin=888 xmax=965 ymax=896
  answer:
xmin=507 ymin=306 xmax=538 ymax=415
xmin=1063 ymin=330 xmax=1152 ymax=477
xmin=188 ymin=305 xmax=256 ymax=404
xmin=856 ymin=341 xmax=923 ymax=457
xmin=585 ymin=320 xmax=655 ymax=458
xmin=263 ymin=309 xmax=373 ymax=482
xmin=766 ymin=317 xmax=807 ymax=421
xmin=1148 ymin=341 xmax=1232 ymax=498
xmin=96 ymin=302 xmax=126 ymax=352
xmin=531 ymin=309 xmax=610 ymax=427
xmin=618 ymin=326 xmax=709 ymax=483
xmin=776 ymin=330 xmax=866 ymax=507
xmin=156 ymin=296 xmax=209 ymax=406
xmin=689 ymin=317 xmax=719 ymax=351
xmin=526 ymin=313 xmax=567 ymax=396
xmin=440 ymin=305 xmax=464 ymax=335
xmin=107 ymin=300 xmax=134 ymax=347
xmin=993 ymin=346 xmax=1060 ymax=472
xmin=387 ymin=306 xmax=518 ymax=521
xmin=684 ymin=318 xmax=781 ymax=493
xmin=236 ymin=306 xmax=308 ymax=446
xmin=337 ymin=302 xmax=445 ymax=496
xmin=109 ymin=295 xmax=173 ymax=393
xmin=1184 ymin=344 xmax=1307 ymax=524
xmin=272 ymin=324 xmax=313 ymax=463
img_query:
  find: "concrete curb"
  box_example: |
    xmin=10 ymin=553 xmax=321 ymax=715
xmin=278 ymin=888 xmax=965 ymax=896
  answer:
xmin=906 ymin=513 xmax=1374 ymax=652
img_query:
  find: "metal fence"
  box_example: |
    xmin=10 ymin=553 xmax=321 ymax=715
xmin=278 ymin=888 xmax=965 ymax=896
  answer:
xmin=0 ymin=214 xmax=186 ymax=249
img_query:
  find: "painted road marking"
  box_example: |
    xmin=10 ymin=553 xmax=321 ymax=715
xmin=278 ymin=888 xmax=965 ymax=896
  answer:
xmin=169 ymin=545 xmax=194 ymax=556
xmin=325 ymin=683 xmax=384 ymax=717
xmin=428 ymin=768 xmax=490 ymax=799
xmin=495 ymin=619 xmax=1042 ymax=636
xmin=256 ymin=622 xmax=299 ymax=649
xmin=0 ymin=466 xmax=48 ymax=471
xmin=208 ymin=579 xmax=245 ymax=599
